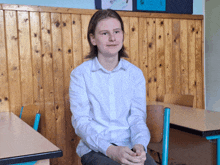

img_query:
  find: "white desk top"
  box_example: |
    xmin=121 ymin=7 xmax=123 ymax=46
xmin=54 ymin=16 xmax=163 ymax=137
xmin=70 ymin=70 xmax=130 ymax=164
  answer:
xmin=0 ymin=112 xmax=62 ymax=164
xmin=148 ymin=101 xmax=220 ymax=133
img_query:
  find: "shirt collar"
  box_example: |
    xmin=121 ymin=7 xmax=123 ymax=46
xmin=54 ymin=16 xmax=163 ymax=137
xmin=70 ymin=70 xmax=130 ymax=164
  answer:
xmin=91 ymin=57 xmax=128 ymax=72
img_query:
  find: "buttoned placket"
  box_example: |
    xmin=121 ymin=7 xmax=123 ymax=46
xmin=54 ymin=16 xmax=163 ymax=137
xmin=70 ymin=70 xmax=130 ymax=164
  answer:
xmin=108 ymin=72 xmax=116 ymax=121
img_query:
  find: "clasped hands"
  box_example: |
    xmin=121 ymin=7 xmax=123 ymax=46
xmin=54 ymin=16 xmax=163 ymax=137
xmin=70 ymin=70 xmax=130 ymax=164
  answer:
xmin=106 ymin=144 xmax=146 ymax=165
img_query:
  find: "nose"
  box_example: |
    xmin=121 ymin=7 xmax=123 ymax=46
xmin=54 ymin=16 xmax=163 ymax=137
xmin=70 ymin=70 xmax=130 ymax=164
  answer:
xmin=109 ymin=33 xmax=116 ymax=41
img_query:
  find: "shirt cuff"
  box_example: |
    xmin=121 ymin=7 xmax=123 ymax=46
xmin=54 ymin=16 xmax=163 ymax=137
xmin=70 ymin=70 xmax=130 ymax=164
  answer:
xmin=132 ymin=137 xmax=150 ymax=153
xmin=98 ymin=140 xmax=112 ymax=156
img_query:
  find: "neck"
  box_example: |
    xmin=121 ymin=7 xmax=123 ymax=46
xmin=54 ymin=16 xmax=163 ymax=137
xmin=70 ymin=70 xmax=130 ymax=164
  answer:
xmin=98 ymin=54 xmax=119 ymax=71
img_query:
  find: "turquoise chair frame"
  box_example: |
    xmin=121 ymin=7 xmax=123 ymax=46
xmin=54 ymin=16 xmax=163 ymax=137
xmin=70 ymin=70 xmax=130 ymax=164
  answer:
xmin=162 ymin=107 xmax=170 ymax=165
xmin=10 ymin=106 xmax=41 ymax=165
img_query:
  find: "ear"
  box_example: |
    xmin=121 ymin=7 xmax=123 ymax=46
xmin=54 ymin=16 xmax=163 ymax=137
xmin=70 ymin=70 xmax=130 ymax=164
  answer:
xmin=89 ymin=33 xmax=97 ymax=46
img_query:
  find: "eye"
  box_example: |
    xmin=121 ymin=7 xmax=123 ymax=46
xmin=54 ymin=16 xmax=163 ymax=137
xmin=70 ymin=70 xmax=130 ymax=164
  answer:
xmin=102 ymin=32 xmax=108 ymax=35
xmin=114 ymin=31 xmax=120 ymax=34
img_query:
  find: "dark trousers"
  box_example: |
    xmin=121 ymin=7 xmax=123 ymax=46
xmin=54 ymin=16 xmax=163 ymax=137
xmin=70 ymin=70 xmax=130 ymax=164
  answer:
xmin=81 ymin=151 xmax=157 ymax=165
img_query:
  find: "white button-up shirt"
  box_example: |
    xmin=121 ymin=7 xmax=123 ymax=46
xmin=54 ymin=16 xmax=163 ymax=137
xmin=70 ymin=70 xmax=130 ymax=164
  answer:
xmin=69 ymin=57 xmax=150 ymax=157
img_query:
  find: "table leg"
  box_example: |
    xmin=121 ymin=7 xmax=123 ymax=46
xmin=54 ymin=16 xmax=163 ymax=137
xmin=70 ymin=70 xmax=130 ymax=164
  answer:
xmin=206 ymin=135 xmax=220 ymax=165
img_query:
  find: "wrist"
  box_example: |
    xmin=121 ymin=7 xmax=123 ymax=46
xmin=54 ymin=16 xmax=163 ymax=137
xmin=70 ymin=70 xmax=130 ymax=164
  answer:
xmin=106 ymin=145 xmax=116 ymax=157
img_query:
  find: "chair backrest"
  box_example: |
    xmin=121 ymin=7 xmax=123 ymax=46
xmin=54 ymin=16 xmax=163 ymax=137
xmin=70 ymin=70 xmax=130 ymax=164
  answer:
xmin=146 ymin=105 xmax=164 ymax=143
xmin=20 ymin=104 xmax=39 ymax=128
xmin=163 ymin=94 xmax=194 ymax=107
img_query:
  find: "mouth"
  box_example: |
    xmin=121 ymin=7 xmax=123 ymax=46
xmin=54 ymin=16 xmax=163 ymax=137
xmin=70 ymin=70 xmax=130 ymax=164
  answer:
xmin=107 ymin=44 xmax=118 ymax=46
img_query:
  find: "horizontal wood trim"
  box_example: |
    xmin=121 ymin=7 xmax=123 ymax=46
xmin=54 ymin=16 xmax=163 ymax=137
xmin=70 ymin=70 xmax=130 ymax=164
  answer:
xmin=0 ymin=3 xmax=203 ymax=20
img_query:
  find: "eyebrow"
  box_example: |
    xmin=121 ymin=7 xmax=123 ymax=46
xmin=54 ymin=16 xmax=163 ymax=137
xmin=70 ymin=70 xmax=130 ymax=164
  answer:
xmin=99 ymin=28 xmax=122 ymax=33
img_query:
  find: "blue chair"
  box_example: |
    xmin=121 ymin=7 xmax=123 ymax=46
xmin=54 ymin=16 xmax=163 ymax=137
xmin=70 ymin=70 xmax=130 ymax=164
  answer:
xmin=146 ymin=105 xmax=170 ymax=165
xmin=10 ymin=105 xmax=41 ymax=165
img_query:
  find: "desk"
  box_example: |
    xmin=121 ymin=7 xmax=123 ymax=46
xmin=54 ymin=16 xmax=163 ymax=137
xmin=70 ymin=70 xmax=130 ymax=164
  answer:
xmin=148 ymin=101 xmax=220 ymax=165
xmin=148 ymin=101 xmax=220 ymax=136
xmin=0 ymin=112 xmax=63 ymax=165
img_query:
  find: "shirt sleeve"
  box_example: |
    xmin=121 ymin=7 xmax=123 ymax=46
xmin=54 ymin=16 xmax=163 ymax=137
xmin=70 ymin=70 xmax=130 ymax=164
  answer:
xmin=69 ymin=68 xmax=111 ymax=156
xmin=128 ymin=69 xmax=151 ymax=152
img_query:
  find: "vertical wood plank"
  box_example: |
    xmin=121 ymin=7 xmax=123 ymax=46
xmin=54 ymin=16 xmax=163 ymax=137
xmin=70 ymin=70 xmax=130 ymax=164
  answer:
xmin=201 ymin=19 xmax=205 ymax=108
xmin=72 ymin=14 xmax=83 ymax=68
xmin=0 ymin=10 xmax=9 ymax=112
xmin=71 ymin=13 xmax=83 ymax=165
xmin=51 ymin=12 xmax=66 ymax=165
xmin=172 ymin=19 xmax=181 ymax=94
xmin=81 ymin=15 xmax=91 ymax=61
xmin=195 ymin=20 xmax=203 ymax=109
xmin=5 ymin=10 xmax=21 ymax=115
xmin=147 ymin=18 xmax=156 ymax=101
xmin=61 ymin=13 xmax=76 ymax=165
xmin=138 ymin=17 xmax=149 ymax=101
xmin=121 ymin=17 xmax=130 ymax=61
xmin=164 ymin=19 xmax=173 ymax=95
xmin=188 ymin=20 xmax=196 ymax=108
xmin=156 ymin=18 xmax=165 ymax=102
xmin=17 ymin=11 xmax=33 ymax=105
xmin=180 ymin=20 xmax=189 ymax=95
xmin=129 ymin=17 xmax=139 ymax=67
xmin=41 ymin=13 xmax=56 ymax=157
xmin=30 ymin=11 xmax=45 ymax=135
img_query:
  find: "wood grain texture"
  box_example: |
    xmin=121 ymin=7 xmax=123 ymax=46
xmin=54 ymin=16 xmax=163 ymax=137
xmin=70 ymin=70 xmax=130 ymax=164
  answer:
xmin=156 ymin=18 xmax=165 ymax=102
xmin=17 ymin=11 xmax=34 ymax=105
xmin=129 ymin=17 xmax=139 ymax=67
xmin=195 ymin=20 xmax=203 ymax=109
xmin=172 ymin=19 xmax=181 ymax=94
xmin=5 ymin=10 xmax=21 ymax=115
xmin=180 ymin=20 xmax=189 ymax=95
xmin=29 ymin=11 xmax=45 ymax=135
xmin=147 ymin=18 xmax=156 ymax=101
xmin=81 ymin=15 xmax=91 ymax=61
xmin=0 ymin=10 xmax=9 ymax=112
xmin=51 ymin=12 xmax=66 ymax=165
xmin=72 ymin=14 xmax=83 ymax=68
xmin=40 ymin=13 xmax=56 ymax=161
xmin=138 ymin=17 xmax=148 ymax=100
xmin=188 ymin=20 xmax=196 ymax=108
xmin=164 ymin=19 xmax=173 ymax=95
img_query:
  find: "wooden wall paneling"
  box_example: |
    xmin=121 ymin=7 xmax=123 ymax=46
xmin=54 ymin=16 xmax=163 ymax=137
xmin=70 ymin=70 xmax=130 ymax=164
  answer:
xmin=72 ymin=14 xmax=83 ymax=68
xmin=195 ymin=20 xmax=203 ymax=109
xmin=61 ymin=13 xmax=76 ymax=165
xmin=5 ymin=10 xmax=21 ymax=115
xmin=201 ymin=20 xmax=205 ymax=108
xmin=164 ymin=19 xmax=173 ymax=95
xmin=172 ymin=19 xmax=181 ymax=94
xmin=17 ymin=11 xmax=34 ymax=106
xmin=71 ymin=14 xmax=83 ymax=165
xmin=51 ymin=12 xmax=66 ymax=164
xmin=81 ymin=15 xmax=91 ymax=61
xmin=40 ymin=13 xmax=57 ymax=163
xmin=188 ymin=20 xmax=196 ymax=108
xmin=129 ymin=17 xmax=139 ymax=67
xmin=121 ymin=17 xmax=130 ymax=62
xmin=180 ymin=20 xmax=189 ymax=95
xmin=29 ymin=11 xmax=45 ymax=135
xmin=156 ymin=18 xmax=165 ymax=102
xmin=147 ymin=18 xmax=156 ymax=101
xmin=0 ymin=10 xmax=9 ymax=112
xmin=1 ymin=3 xmax=203 ymax=20
xmin=138 ymin=17 xmax=149 ymax=101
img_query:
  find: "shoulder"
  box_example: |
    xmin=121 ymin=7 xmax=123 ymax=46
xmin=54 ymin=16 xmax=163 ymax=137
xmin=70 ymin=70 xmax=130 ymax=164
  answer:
xmin=71 ymin=59 xmax=93 ymax=76
xmin=122 ymin=59 xmax=144 ymax=77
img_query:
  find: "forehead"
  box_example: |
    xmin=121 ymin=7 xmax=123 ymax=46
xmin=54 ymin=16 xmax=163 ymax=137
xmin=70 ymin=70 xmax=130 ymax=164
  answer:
xmin=96 ymin=17 xmax=122 ymax=31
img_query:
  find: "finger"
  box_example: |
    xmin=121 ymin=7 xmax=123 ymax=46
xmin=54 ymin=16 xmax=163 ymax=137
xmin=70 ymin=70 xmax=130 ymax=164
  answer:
xmin=125 ymin=147 xmax=136 ymax=156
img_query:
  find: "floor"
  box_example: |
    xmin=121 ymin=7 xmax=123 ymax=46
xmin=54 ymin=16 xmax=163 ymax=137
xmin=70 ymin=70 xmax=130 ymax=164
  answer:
xmin=148 ymin=128 xmax=217 ymax=165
